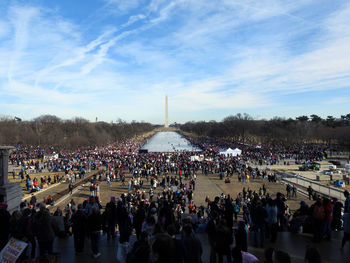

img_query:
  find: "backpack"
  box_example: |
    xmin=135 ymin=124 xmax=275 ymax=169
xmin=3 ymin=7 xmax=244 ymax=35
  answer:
xmin=313 ymin=205 xmax=325 ymax=220
xmin=234 ymin=204 xmax=240 ymax=214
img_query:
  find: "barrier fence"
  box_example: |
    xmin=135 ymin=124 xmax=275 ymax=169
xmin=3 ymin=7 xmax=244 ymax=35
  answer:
xmin=276 ymin=172 xmax=346 ymax=202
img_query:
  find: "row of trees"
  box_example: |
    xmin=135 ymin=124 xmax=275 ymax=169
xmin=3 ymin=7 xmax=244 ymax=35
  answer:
xmin=180 ymin=113 xmax=350 ymax=148
xmin=0 ymin=115 xmax=154 ymax=149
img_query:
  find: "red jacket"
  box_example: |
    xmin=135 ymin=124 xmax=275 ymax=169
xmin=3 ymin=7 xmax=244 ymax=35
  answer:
xmin=324 ymin=203 xmax=333 ymax=222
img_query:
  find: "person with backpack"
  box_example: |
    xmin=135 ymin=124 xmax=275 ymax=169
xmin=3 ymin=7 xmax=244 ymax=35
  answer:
xmin=311 ymin=198 xmax=325 ymax=242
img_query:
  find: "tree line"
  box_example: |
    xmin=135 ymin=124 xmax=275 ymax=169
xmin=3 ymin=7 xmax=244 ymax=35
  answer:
xmin=0 ymin=115 xmax=154 ymax=150
xmin=180 ymin=113 xmax=350 ymax=148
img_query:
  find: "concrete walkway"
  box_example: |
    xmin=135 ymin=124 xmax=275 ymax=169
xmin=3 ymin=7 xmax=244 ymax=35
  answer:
xmin=194 ymin=174 xmax=225 ymax=205
xmin=51 ymin=229 xmax=349 ymax=263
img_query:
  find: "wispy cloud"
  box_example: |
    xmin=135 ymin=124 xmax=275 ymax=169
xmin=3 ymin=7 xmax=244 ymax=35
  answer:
xmin=0 ymin=0 xmax=349 ymax=123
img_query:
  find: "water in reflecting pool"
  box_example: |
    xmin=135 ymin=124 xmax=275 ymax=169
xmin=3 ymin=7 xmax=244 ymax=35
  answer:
xmin=140 ymin=131 xmax=201 ymax=152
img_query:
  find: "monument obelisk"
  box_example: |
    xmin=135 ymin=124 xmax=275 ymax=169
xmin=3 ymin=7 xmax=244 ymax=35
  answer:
xmin=165 ymin=95 xmax=169 ymax=128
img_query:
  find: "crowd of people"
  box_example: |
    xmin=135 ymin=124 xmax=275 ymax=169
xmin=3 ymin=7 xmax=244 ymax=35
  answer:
xmin=1 ymin=133 xmax=349 ymax=263
xmin=2 ymin=177 xmax=349 ymax=262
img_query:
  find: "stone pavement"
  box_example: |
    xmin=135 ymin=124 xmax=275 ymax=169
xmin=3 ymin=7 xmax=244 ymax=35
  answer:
xmin=51 ymin=228 xmax=349 ymax=263
xmin=47 ymin=173 xmax=350 ymax=263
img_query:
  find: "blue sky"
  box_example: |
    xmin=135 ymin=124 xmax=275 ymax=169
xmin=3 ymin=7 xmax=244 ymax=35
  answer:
xmin=0 ymin=0 xmax=350 ymax=124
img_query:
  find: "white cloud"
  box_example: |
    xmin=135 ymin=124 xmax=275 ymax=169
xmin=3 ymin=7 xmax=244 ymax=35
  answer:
xmin=0 ymin=1 xmax=349 ymax=123
xmin=104 ymin=0 xmax=141 ymax=12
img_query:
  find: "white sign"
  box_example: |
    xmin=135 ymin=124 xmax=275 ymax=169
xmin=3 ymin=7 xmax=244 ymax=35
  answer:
xmin=0 ymin=238 xmax=28 ymax=263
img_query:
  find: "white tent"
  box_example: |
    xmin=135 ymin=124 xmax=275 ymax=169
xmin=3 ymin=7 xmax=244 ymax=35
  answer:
xmin=190 ymin=156 xmax=201 ymax=161
xmin=219 ymin=148 xmax=242 ymax=157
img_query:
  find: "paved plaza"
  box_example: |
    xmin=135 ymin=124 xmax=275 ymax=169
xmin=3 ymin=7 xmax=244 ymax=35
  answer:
xmin=27 ymin=172 xmax=350 ymax=263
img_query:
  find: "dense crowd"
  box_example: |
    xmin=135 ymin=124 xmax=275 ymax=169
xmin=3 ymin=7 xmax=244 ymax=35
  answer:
xmin=1 ymin=134 xmax=349 ymax=263
xmin=1 ymin=177 xmax=349 ymax=262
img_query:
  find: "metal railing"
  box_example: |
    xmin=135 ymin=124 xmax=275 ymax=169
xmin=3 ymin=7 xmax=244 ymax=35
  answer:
xmin=276 ymin=172 xmax=346 ymax=202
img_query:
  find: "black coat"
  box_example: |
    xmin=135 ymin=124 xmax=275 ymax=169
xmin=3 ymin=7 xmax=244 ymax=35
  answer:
xmin=87 ymin=212 xmax=102 ymax=232
xmin=71 ymin=210 xmax=87 ymax=234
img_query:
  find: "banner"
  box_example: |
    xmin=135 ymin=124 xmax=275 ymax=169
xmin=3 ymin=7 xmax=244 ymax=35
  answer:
xmin=0 ymin=238 xmax=28 ymax=263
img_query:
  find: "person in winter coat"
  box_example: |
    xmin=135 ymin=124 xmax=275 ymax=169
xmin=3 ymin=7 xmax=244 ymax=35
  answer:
xmin=127 ymin=231 xmax=150 ymax=263
xmin=104 ymin=197 xmax=117 ymax=240
xmin=71 ymin=204 xmax=87 ymax=253
xmin=331 ymin=198 xmax=343 ymax=231
xmin=234 ymin=221 xmax=248 ymax=252
xmin=323 ymin=198 xmax=332 ymax=240
xmin=341 ymin=211 xmax=350 ymax=249
xmin=182 ymin=223 xmax=203 ymax=263
xmin=118 ymin=205 xmax=132 ymax=243
xmin=215 ymin=219 xmax=232 ymax=263
xmin=34 ymin=203 xmax=57 ymax=257
xmin=167 ymin=224 xmax=186 ymax=263
xmin=311 ymin=198 xmax=326 ymax=242
xmin=0 ymin=203 xmax=11 ymax=251
xmin=265 ymin=198 xmax=278 ymax=243
xmin=87 ymin=207 xmax=102 ymax=258
xmin=251 ymin=201 xmax=267 ymax=247
xmin=17 ymin=208 xmax=36 ymax=259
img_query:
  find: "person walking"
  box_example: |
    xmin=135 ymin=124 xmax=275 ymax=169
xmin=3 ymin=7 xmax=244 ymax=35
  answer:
xmin=292 ymin=184 xmax=297 ymax=198
xmin=286 ymin=184 xmax=291 ymax=199
xmin=69 ymin=182 xmax=73 ymax=195
xmin=307 ymin=186 xmax=313 ymax=200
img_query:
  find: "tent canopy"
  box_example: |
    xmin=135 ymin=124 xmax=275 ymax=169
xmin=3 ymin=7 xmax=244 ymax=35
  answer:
xmin=219 ymin=148 xmax=242 ymax=157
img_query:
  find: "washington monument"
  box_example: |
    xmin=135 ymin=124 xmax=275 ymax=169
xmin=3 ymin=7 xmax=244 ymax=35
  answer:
xmin=165 ymin=95 xmax=169 ymax=128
